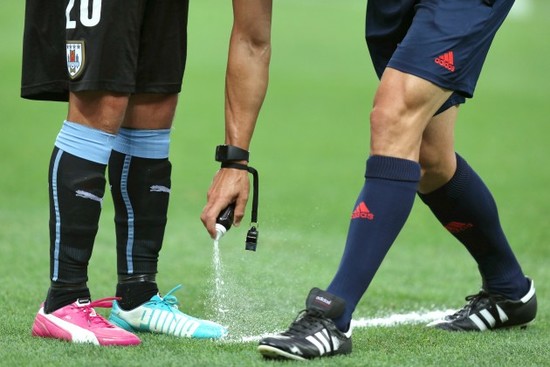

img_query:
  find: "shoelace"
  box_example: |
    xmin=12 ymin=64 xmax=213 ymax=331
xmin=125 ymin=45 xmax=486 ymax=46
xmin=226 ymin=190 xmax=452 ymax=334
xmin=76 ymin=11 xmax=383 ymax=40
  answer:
xmin=448 ymin=291 xmax=493 ymax=320
xmin=286 ymin=309 xmax=331 ymax=336
xmin=81 ymin=297 xmax=120 ymax=328
xmin=284 ymin=309 xmax=339 ymax=353
xmin=148 ymin=285 xmax=182 ymax=311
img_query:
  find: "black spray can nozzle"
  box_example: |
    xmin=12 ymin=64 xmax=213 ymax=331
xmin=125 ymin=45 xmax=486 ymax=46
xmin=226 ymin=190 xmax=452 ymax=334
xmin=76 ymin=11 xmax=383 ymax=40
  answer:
xmin=215 ymin=202 xmax=259 ymax=252
xmin=215 ymin=204 xmax=235 ymax=240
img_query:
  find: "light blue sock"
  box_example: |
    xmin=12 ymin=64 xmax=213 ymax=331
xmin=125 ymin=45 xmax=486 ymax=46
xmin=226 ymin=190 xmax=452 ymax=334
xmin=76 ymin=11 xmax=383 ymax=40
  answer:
xmin=112 ymin=128 xmax=171 ymax=159
xmin=55 ymin=120 xmax=115 ymax=164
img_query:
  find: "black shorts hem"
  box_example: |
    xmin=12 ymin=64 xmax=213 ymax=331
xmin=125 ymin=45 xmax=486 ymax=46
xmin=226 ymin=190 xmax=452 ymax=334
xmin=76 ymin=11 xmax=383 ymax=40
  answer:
xmin=70 ymin=81 xmax=182 ymax=95
xmin=21 ymin=81 xmax=70 ymax=102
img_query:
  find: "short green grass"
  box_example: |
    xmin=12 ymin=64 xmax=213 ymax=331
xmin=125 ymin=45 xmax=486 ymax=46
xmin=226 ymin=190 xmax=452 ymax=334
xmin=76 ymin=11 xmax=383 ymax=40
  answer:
xmin=1 ymin=1 xmax=549 ymax=366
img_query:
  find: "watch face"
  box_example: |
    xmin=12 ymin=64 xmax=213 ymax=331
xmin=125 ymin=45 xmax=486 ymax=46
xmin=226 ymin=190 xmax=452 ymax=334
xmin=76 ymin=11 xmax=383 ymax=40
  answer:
xmin=216 ymin=145 xmax=249 ymax=162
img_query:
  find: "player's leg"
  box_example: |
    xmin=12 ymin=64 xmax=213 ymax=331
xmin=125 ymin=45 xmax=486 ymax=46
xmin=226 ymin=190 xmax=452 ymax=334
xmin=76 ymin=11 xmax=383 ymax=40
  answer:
xmin=419 ymin=106 xmax=530 ymax=298
xmin=316 ymin=0 xmax=453 ymax=334
xmin=109 ymin=94 xmax=176 ymax=311
xmin=28 ymin=0 xmax=143 ymax=345
xmin=44 ymin=92 xmax=128 ymax=314
xmin=259 ymin=0 xmax=431 ymax=359
xmin=108 ymin=94 xmax=227 ymax=339
xmin=104 ymin=0 xmax=225 ymax=339
xmin=418 ymin=108 xmax=536 ymax=331
xmin=318 ymin=0 xmax=452 ymax=333
xmin=39 ymin=0 xmax=139 ymax=314
xmin=410 ymin=0 xmax=536 ymax=330
xmin=32 ymin=90 xmax=142 ymax=346
xmin=326 ymin=68 xmax=453 ymax=330
xmin=260 ymin=68 xmax=453 ymax=360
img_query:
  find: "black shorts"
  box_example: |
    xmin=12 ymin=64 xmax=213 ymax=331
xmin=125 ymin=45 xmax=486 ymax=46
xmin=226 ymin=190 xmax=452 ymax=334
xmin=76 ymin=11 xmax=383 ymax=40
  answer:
xmin=21 ymin=0 xmax=189 ymax=102
xmin=365 ymin=0 xmax=515 ymax=111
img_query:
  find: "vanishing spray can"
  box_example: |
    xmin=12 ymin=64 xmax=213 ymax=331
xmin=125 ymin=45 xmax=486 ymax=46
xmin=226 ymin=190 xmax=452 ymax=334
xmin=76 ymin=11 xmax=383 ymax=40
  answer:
xmin=215 ymin=204 xmax=235 ymax=240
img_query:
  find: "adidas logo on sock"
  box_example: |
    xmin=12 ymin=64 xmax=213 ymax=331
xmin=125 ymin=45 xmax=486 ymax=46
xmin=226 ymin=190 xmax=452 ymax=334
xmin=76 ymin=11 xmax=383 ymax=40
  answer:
xmin=435 ymin=51 xmax=455 ymax=72
xmin=351 ymin=202 xmax=374 ymax=220
xmin=444 ymin=221 xmax=473 ymax=234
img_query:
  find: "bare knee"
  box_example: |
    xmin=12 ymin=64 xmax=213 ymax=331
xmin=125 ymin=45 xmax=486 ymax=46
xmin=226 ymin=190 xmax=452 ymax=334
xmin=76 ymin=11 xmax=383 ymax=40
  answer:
xmin=417 ymin=106 xmax=458 ymax=193
xmin=370 ymin=97 xmax=431 ymax=161
xmin=124 ymin=94 xmax=179 ymax=129
xmin=67 ymin=91 xmax=130 ymax=134
xmin=369 ymin=69 xmax=453 ymax=160
xmin=418 ymin=148 xmax=456 ymax=194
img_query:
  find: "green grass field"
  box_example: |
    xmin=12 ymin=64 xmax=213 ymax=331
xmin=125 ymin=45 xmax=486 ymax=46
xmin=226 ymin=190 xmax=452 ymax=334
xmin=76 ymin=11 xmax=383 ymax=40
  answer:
xmin=1 ymin=1 xmax=549 ymax=366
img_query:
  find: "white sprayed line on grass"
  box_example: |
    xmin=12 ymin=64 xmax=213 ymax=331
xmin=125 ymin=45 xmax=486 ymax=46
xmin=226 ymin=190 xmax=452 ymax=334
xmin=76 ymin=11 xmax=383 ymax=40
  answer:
xmin=351 ymin=309 xmax=454 ymax=328
xmin=228 ymin=309 xmax=455 ymax=343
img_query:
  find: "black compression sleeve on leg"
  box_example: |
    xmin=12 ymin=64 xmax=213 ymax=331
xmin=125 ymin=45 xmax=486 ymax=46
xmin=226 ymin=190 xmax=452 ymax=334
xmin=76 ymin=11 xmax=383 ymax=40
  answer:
xmin=46 ymin=147 xmax=106 ymax=312
xmin=109 ymin=151 xmax=171 ymax=277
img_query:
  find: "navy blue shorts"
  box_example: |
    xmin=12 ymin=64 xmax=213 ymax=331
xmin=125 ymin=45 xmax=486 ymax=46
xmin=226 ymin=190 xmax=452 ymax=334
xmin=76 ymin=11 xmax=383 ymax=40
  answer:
xmin=365 ymin=0 xmax=515 ymax=112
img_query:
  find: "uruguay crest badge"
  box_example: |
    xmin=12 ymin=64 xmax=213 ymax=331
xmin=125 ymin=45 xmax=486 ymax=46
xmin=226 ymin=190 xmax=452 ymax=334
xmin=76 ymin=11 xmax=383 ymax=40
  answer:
xmin=66 ymin=41 xmax=86 ymax=79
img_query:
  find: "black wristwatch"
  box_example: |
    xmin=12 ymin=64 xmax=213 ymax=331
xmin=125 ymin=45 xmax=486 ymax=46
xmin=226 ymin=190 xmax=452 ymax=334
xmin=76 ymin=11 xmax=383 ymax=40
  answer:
xmin=215 ymin=145 xmax=249 ymax=163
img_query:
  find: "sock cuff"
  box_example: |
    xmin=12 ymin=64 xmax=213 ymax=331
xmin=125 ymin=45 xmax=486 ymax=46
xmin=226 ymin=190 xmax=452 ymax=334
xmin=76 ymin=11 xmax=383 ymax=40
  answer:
xmin=444 ymin=153 xmax=471 ymax=199
xmin=113 ymin=128 xmax=171 ymax=159
xmin=417 ymin=153 xmax=473 ymax=205
xmin=55 ymin=120 xmax=115 ymax=165
xmin=365 ymin=155 xmax=421 ymax=182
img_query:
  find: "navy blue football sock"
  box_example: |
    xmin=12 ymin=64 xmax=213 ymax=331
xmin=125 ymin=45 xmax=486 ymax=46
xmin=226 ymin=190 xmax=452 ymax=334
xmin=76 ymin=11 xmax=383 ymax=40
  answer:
xmin=327 ymin=156 xmax=420 ymax=331
xmin=418 ymin=154 xmax=529 ymax=300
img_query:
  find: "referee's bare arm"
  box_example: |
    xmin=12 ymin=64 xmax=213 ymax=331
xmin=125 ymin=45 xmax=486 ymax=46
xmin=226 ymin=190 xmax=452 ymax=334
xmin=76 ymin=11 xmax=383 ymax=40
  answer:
xmin=201 ymin=0 xmax=272 ymax=239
